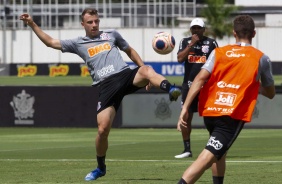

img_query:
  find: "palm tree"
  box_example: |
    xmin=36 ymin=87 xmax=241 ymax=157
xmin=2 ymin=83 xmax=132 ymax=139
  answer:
xmin=200 ymin=0 xmax=240 ymax=39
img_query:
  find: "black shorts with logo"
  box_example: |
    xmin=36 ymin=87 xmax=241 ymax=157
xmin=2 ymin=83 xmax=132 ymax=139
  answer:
xmin=181 ymin=83 xmax=199 ymax=113
xmin=96 ymin=67 xmax=143 ymax=114
xmin=204 ymin=116 xmax=245 ymax=160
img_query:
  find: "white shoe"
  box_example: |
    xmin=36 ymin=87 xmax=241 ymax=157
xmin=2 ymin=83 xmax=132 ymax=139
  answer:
xmin=174 ymin=151 xmax=192 ymax=158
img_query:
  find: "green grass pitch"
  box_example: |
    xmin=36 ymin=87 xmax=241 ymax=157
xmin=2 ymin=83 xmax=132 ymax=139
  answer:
xmin=0 ymin=128 xmax=281 ymax=184
xmin=0 ymin=76 xmax=281 ymax=183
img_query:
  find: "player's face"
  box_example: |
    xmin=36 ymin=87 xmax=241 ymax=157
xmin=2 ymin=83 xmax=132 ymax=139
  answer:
xmin=190 ymin=26 xmax=205 ymax=38
xmin=81 ymin=13 xmax=100 ymax=38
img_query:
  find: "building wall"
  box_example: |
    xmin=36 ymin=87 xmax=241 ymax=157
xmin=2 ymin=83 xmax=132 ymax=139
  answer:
xmin=1 ymin=27 xmax=282 ymax=64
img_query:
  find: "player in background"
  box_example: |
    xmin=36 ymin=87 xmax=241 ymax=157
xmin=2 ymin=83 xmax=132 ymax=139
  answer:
xmin=177 ymin=15 xmax=275 ymax=184
xmin=175 ymin=18 xmax=218 ymax=158
xmin=20 ymin=8 xmax=181 ymax=181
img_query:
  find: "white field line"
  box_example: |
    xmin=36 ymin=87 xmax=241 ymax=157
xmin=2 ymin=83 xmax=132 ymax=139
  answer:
xmin=0 ymin=159 xmax=281 ymax=163
xmin=0 ymin=146 xmax=90 ymax=152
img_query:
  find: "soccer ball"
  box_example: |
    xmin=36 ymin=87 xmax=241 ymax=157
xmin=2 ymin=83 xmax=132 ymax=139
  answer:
xmin=152 ymin=32 xmax=175 ymax=55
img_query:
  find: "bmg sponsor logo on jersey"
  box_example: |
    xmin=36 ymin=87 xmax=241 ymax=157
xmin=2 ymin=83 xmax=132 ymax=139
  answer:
xmin=207 ymin=136 xmax=223 ymax=150
xmin=88 ymin=43 xmax=111 ymax=57
xmin=215 ymin=92 xmax=237 ymax=106
xmin=188 ymin=55 xmax=206 ymax=63
xmin=97 ymin=65 xmax=115 ymax=77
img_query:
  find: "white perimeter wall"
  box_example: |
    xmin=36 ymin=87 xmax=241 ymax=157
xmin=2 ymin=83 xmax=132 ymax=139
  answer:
xmin=1 ymin=27 xmax=282 ymax=64
xmin=122 ymin=93 xmax=282 ymax=127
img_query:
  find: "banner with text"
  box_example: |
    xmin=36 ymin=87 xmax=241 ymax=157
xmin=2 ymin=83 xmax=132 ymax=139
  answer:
xmin=127 ymin=62 xmax=184 ymax=76
xmin=6 ymin=62 xmax=282 ymax=76
xmin=8 ymin=62 xmax=184 ymax=76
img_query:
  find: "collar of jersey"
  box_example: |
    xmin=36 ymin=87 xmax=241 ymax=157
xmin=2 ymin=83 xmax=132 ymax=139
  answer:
xmin=236 ymin=42 xmax=251 ymax=46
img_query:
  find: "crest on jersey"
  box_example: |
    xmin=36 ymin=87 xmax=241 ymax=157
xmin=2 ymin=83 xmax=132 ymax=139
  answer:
xmin=202 ymin=45 xmax=209 ymax=53
xmin=100 ymin=33 xmax=110 ymax=40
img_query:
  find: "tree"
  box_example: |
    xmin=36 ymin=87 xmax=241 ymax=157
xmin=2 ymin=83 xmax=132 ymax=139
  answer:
xmin=200 ymin=0 xmax=239 ymax=39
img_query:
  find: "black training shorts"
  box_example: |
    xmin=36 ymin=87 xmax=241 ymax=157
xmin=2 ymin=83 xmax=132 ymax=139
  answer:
xmin=96 ymin=67 xmax=142 ymax=113
xmin=181 ymin=83 xmax=199 ymax=113
xmin=204 ymin=116 xmax=245 ymax=160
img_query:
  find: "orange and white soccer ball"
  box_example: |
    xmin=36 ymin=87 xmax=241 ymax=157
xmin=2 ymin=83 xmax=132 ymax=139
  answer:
xmin=152 ymin=32 xmax=175 ymax=55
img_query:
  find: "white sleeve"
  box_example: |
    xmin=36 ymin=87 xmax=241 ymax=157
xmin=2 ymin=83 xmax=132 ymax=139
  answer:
xmin=201 ymin=50 xmax=215 ymax=73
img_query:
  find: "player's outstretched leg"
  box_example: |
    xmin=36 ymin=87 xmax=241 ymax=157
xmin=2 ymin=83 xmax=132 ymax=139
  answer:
xmin=134 ymin=66 xmax=181 ymax=101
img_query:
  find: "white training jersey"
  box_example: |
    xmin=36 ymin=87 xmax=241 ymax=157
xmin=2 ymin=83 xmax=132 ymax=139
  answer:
xmin=60 ymin=29 xmax=130 ymax=85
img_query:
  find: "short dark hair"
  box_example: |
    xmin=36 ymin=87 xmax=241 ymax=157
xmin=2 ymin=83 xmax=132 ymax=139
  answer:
xmin=233 ymin=15 xmax=255 ymax=40
xmin=81 ymin=8 xmax=99 ymax=21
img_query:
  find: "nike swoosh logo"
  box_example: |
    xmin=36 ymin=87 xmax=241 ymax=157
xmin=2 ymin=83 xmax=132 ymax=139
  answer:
xmin=0 ymin=67 xmax=5 ymax=72
xmin=232 ymin=48 xmax=242 ymax=51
